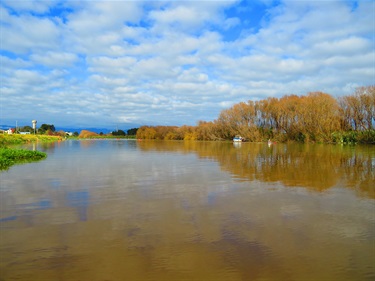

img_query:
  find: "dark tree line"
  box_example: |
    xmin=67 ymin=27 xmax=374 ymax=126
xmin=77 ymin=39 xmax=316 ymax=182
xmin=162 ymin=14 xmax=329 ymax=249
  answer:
xmin=112 ymin=128 xmax=139 ymax=136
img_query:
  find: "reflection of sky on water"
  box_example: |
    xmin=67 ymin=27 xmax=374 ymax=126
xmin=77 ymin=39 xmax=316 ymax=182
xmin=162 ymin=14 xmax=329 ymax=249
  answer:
xmin=0 ymin=215 xmax=17 ymax=222
xmin=34 ymin=198 xmax=52 ymax=210
xmin=66 ymin=190 xmax=90 ymax=221
xmin=0 ymin=190 xmax=90 ymax=224
xmin=207 ymin=191 xmax=218 ymax=205
xmin=49 ymin=178 xmax=61 ymax=189
xmin=16 ymin=198 xmax=52 ymax=211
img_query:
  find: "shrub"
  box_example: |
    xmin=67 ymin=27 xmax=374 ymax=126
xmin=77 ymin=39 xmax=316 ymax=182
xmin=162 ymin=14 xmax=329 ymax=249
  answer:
xmin=78 ymin=130 xmax=98 ymax=138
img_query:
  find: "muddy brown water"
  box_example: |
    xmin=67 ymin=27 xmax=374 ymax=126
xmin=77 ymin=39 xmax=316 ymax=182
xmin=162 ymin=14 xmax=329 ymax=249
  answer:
xmin=0 ymin=140 xmax=374 ymax=281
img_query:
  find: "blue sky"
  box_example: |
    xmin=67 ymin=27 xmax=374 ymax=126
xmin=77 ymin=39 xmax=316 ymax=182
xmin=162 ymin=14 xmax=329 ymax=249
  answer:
xmin=1 ymin=0 xmax=374 ymax=130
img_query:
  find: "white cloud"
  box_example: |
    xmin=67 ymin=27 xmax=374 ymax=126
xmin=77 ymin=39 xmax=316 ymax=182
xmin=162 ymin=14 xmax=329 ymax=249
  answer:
xmin=149 ymin=5 xmax=200 ymax=25
xmin=311 ymin=37 xmax=372 ymax=57
xmin=1 ymin=11 xmax=60 ymax=54
xmin=0 ymin=0 xmax=373 ymax=128
xmin=67 ymin=1 xmax=142 ymax=34
xmin=0 ymin=55 xmax=30 ymax=73
xmin=30 ymin=52 xmax=78 ymax=68
xmin=148 ymin=1 xmax=236 ymax=33
xmin=6 ymin=69 xmax=48 ymax=89
xmin=177 ymin=68 xmax=209 ymax=83
xmin=88 ymin=56 xmax=137 ymax=75
xmin=64 ymin=1 xmax=143 ymax=55
xmin=1 ymin=0 xmax=52 ymax=14
xmin=223 ymin=17 xmax=241 ymax=30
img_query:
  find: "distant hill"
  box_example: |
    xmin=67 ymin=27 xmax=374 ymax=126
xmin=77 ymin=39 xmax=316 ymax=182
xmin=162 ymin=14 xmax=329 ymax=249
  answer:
xmin=0 ymin=124 xmax=14 ymax=130
xmin=57 ymin=125 xmax=141 ymax=134
xmin=56 ymin=127 xmax=112 ymax=134
xmin=1 ymin=124 xmax=139 ymax=135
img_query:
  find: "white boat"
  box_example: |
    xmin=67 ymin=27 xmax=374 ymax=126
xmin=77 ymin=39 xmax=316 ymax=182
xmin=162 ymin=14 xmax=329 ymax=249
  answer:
xmin=268 ymin=139 xmax=274 ymax=147
xmin=233 ymin=135 xmax=243 ymax=142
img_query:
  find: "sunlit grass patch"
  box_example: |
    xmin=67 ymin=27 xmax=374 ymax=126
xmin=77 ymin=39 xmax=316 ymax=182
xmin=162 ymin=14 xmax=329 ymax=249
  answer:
xmin=0 ymin=134 xmax=62 ymax=146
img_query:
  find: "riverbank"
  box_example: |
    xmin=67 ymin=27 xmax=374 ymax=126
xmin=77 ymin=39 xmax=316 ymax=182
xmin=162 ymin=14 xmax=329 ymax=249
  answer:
xmin=0 ymin=134 xmax=59 ymax=170
xmin=0 ymin=134 xmax=63 ymax=146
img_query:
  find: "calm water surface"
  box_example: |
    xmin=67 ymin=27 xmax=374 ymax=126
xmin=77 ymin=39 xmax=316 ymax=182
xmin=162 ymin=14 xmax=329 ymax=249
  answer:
xmin=0 ymin=140 xmax=374 ymax=281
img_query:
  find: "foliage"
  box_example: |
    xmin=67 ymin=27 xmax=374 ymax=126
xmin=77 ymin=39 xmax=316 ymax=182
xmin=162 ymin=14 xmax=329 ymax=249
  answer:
xmin=136 ymin=126 xmax=158 ymax=139
xmin=127 ymin=128 xmax=139 ymax=135
xmin=18 ymin=125 xmax=33 ymax=133
xmin=357 ymin=130 xmax=375 ymax=143
xmin=135 ymin=86 xmax=374 ymax=143
xmin=78 ymin=130 xmax=99 ymax=138
xmin=38 ymin=124 xmax=56 ymax=134
xmin=332 ymin=130 xmax=375 ymax=144
xmin=112 ymin=129 xmax=126 ymax=136
xmin=0 ymin=147 xmax=47 ymax=170
xmin=338 ymin=86 xmax=375 ymax=131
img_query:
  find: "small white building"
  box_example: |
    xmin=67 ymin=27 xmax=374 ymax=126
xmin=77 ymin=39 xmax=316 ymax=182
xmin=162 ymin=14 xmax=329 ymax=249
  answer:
xmin=7 ymin=128 xmax=13 ymax=134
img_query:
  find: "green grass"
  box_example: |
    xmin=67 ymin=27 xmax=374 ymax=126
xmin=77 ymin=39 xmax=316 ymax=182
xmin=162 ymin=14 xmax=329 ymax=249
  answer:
xmin=0 ymin=134 xmax=57 ymax=170
xmin=0 ymin=134 xmax=63 ymax=146
xmin=0 ymin=147 xmax=47 ymax=170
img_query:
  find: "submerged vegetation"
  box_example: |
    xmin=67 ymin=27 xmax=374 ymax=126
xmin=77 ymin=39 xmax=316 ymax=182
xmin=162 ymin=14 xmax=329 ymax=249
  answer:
xmin=0 ymin=135 xmax=55 ymax=170
xmin=0 ymin=148 xmax=47 ymax=170
xmin=137 ymin=86 xmax=375 ymax=143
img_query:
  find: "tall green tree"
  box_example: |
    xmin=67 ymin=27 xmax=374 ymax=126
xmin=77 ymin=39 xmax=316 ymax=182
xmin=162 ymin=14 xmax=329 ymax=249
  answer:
xmin=39 ymin=124 xmax=55 ymax=134
xmin=127 ymin=128 xmax=139 ymax=135
xmin=112 ymin=130 xmax=126 ymax=136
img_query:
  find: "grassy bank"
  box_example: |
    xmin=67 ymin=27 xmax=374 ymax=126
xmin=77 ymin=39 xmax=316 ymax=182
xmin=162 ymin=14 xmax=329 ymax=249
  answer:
xmin=0 ymin=134 xmax=58 ymax=170
xmin=0 ymin=147 xmax=47 ymax=170
xmin=0 ymin=134 xmax=62 ymax=146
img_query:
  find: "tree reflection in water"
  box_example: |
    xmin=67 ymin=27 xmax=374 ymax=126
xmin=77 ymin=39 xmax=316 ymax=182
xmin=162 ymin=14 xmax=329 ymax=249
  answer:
xmin=137 ymin=141 xmax=374 ymax=198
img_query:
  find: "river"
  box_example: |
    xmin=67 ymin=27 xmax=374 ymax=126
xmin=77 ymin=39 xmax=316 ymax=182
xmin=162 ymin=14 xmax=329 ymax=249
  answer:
xmin=0 ymin=140 xmax=374 ymax=281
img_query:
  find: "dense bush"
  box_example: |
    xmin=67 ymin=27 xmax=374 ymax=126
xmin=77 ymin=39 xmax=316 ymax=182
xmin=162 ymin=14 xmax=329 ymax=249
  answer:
xmin=78 ymin=130 xmax=98 ymax=138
